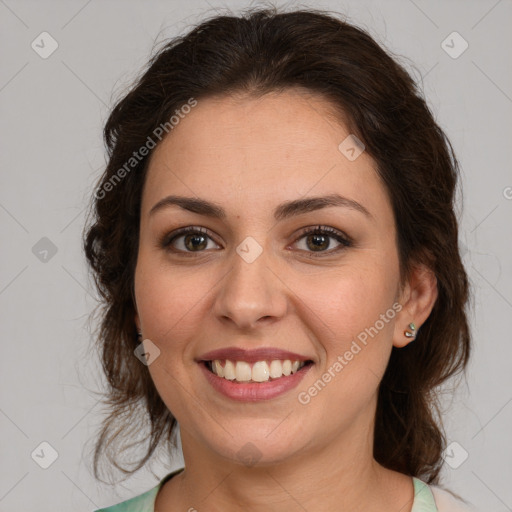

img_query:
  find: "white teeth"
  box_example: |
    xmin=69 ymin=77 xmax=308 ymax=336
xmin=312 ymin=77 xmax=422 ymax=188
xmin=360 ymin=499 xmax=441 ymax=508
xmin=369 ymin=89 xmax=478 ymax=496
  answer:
xmin=213 ymin=360 xmax=224 ymax=378
xmin=209 ymin=359 xmax=308 ymax=382
xmin=252 ymin=361 xmax=270 ymax=382
xmin=223 ymin=360 xmax=236 ymax=380
xmin=235 ymin=361 xmax=252 ymax=382
xmin=269 ymin=360 xmax=283 ymax=379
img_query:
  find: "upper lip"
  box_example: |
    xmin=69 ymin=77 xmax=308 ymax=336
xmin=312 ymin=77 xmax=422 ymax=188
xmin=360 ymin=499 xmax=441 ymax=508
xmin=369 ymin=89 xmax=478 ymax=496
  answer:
xmin=197 ymin=347 xmax=314 ymax=363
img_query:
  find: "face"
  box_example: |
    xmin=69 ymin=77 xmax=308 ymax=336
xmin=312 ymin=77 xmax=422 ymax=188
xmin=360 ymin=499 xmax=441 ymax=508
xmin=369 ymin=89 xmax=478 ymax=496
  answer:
xmin=134 ymin=89 xmax=412 ymax=467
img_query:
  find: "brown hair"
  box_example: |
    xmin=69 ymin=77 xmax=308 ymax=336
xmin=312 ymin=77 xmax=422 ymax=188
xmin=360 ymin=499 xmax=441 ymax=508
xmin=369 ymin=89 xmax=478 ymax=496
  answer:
xmin=83 ymin=5 xmax=471 ymax=486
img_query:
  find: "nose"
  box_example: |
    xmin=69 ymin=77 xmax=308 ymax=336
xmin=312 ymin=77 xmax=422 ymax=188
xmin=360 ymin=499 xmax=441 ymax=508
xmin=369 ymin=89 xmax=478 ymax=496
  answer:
xmin=212 ymin=245 xmax=288 ymax=331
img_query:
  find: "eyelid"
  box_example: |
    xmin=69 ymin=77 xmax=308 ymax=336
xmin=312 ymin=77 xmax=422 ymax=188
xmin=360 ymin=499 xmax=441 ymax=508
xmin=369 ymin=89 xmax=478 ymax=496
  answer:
xmin=158 ymin=226 xmax=220 ymax=250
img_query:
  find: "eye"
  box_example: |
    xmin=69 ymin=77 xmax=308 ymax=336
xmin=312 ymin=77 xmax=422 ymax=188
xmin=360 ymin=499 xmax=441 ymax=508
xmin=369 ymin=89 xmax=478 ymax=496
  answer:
xmin=160 ymin=226 xmax=220 ymax=254
xmin=292 ymin=225 xmax=352 ymax=257
xmin=159 ymin=225 xmax=352 ymax=257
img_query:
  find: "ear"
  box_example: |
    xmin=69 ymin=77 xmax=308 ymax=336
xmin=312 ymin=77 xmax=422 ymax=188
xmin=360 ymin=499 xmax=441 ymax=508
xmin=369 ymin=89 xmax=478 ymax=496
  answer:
xmin=393 ymin=263 xmax=438 ymax=348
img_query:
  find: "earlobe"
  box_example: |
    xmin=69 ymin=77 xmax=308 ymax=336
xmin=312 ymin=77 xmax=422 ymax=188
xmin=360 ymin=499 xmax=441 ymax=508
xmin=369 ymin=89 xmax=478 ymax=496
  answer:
xmin=393 ymin=319 xmax=418 ymax=349
xmin=403 ymin=322 xmax=416 ymax=340
xmin=393 ymin=263 xmax=438 ymax=348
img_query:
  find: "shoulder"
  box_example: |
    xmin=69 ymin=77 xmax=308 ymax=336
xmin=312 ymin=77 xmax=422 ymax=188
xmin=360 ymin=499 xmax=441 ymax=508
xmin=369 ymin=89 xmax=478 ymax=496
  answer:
xmin=412 ymin=477 xmax=478 ymax=512
xmin=93 ymin=485 xmax=158 ymax=512
xmin=429 ymin=485 xmax=479 ymax=512
xmin=93 ymin=468 xmax=184 ymax=512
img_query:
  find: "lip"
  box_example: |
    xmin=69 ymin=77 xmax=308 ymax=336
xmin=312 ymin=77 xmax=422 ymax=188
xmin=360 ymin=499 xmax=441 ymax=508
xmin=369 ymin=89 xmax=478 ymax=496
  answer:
xmin=198 ymin=360 xmax=314 ymax=401
xmin=197 ymin=347 xmax=314 ymax=363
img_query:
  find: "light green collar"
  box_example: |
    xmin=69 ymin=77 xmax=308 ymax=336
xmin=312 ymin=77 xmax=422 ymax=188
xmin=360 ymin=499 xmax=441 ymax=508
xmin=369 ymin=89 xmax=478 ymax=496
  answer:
xmin=411 ymin=476 xmax=438 ymax=511
xmin=97 ymin=471 xmax=437 ymax=512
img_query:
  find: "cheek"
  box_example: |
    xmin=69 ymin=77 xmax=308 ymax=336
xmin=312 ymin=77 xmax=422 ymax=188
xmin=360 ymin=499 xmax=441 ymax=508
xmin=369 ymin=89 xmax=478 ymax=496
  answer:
xmin=134 ymin=255 xmax=216 ymax=350
xmin=300 ymin=274 xmax=396 ymax=413
xmin=310 ymin=264 xmax=396 ymax=333
xmin=300 ymin=263 xmax=398 ymax=381
xmin=134 ymin=259 xmax=206 ymax=413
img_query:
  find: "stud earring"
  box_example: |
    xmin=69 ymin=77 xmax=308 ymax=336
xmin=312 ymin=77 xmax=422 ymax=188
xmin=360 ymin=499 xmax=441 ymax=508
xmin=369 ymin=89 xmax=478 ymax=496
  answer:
xmin=404 ymin=322 xmax=416 ymax=340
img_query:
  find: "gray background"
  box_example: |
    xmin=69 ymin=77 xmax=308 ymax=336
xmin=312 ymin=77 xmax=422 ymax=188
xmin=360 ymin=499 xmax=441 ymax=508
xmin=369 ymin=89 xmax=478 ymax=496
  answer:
xmin=0 ymin=0 xmax=511 ymax=511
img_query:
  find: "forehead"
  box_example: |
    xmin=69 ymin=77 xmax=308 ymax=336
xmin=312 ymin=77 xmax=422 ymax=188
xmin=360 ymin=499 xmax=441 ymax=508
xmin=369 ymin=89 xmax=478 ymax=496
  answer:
xmin=142 ymin=89 xmax=390 ymax=224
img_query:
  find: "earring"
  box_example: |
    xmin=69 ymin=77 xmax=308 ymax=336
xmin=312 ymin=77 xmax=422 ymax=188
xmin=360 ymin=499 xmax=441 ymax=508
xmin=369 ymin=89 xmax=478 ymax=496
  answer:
xmin=404 ymin=322 xmax=416 ymax=340
xmin=137 ymin=330 xmax=142 ymax=341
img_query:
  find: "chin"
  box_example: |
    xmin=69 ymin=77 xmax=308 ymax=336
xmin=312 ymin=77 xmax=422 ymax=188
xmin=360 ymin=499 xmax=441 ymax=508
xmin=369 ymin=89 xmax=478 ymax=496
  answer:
xmin=204 ymin=423 xmax=310 ymax=467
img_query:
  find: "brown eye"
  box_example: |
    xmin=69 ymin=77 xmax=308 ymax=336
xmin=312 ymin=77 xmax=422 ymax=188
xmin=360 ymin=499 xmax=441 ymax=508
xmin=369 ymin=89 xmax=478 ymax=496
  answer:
xmin=293 ymin=226 xmax=352 ymax=257
xmin=160 ymin=227 xmax=220 ymax=253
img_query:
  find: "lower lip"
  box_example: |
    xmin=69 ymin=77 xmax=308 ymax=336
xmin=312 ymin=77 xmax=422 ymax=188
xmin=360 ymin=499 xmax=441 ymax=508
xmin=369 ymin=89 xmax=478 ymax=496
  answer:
xmin=198 ymin=361 xmax=313 ymax=402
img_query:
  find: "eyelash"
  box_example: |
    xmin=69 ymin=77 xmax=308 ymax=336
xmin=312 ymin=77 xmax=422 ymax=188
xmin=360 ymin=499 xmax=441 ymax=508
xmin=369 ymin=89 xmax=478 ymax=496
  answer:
xmin=159 ymin=225 xmax=352 ymax=258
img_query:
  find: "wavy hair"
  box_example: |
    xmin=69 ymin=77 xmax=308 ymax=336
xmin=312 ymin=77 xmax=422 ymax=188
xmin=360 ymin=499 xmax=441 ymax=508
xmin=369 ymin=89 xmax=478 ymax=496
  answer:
xmin=83 ymin=5 xmax=472 ymax=487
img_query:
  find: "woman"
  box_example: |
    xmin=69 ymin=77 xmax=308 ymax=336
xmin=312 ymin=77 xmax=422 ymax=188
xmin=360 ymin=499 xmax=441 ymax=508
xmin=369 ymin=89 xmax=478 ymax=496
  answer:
xmin=84 ymin=6 xmax=476 ymax=511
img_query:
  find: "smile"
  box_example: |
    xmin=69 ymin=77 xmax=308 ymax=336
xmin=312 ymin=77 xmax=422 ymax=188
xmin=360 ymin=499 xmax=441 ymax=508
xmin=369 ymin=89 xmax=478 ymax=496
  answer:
xmin=206 ymin=359 xmax=313 ymax=383
xmin=199 ymin=358 xmax=314 ymax=402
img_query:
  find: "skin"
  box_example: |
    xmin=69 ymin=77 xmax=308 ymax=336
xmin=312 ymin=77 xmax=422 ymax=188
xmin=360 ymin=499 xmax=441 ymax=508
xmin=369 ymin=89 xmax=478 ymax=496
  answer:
xmin=133 ymin=88 xmax=438 ymax=512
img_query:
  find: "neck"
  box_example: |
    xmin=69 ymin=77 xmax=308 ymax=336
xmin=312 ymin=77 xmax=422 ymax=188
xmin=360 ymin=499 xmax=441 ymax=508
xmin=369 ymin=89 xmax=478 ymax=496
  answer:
xmin=156 ymin=415 xmax=414 ymax=512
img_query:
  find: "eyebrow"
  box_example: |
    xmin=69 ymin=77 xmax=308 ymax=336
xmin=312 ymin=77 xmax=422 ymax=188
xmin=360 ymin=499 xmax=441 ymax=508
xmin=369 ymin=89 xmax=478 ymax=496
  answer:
xmin=149 ymin=193 xmax=373 ymax=221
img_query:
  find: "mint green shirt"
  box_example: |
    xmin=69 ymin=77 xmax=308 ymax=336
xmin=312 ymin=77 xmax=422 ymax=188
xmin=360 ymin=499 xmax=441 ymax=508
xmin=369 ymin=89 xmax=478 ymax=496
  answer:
xmin=94 ymin=469 xmax=440 ymax=511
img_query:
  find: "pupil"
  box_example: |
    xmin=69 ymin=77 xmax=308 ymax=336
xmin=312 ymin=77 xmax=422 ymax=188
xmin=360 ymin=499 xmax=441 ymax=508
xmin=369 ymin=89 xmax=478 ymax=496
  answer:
xmin=309 ymin=234 xmax=328 ymax=251
xmin=186 ymin=234 xmax=207 ymax=251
